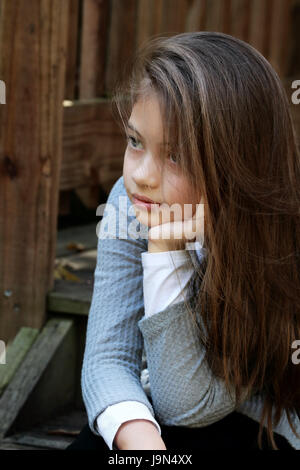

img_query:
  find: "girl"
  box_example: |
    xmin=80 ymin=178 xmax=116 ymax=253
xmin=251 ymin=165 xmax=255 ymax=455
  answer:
xmin=67 ymin=31 xmax=300 ymax=450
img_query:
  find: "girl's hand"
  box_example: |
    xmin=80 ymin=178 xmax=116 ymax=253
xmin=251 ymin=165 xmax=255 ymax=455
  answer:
xmin=148 ymin=201 xmax=205 ymax=253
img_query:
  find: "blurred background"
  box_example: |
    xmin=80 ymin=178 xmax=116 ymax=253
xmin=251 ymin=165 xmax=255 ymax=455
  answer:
xmin=0 ymin=0 xmax=299 ymax=450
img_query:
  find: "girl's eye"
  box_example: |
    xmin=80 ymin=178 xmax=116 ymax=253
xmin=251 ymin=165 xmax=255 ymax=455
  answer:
xmin=168 ymin=154 xmax=178 ymax=165
xmin=126 ymin=134 xmax=178 ymax=166
xmin=126 ymin=135 xmax=143 ymax=150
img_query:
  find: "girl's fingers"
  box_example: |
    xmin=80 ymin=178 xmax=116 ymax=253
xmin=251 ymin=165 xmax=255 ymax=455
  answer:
xmin=148 ymin=206 xmax=204 ymax=242
xmin=149 ymin=220 xmax=193 ymax=241
xmin=148 ymin=200 xmax=205 ymax=247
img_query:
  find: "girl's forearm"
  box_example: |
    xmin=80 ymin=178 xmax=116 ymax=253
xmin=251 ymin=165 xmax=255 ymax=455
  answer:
xmin=113 ymin=419 xmax=167 ymax=450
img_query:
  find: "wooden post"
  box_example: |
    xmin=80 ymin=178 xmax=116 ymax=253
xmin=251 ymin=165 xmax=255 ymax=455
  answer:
xmin=0 ymin=0 xmax=69 ymax=343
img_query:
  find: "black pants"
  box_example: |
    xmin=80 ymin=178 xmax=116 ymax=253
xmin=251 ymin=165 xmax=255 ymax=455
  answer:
xmin=65 ymin=409 xmax=293 ymax=450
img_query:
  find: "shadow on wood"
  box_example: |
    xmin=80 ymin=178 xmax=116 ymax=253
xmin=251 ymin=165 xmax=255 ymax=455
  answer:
xmin=0 ymin=316 xmax=81 ymax=439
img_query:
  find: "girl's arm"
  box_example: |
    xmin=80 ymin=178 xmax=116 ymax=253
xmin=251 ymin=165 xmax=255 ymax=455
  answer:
xmin=81 ymin=175 xmax=165 ymax=448
xmin=138 ymin=243 xmax=249 ymax=427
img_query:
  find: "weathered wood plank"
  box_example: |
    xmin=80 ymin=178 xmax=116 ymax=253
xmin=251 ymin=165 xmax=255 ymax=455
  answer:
xmin=105 ymin=0 xmax=137 ymax=93
xmin=248 ymin=0 xmax=270 ymax=57
xmin=160 ymin=0 xmax=189 ymax=33
xmin=287 ymin=0 xmax=300 ymax=76
xmin=0 ymin=408 xmax=87 ymax=450
xmin=0 ymin=440 xmax=45 ymax=450
xmin=3 ymin=433 xmax=72 ymax=450
xmin=0 ymin=318 xmax=74 ymax=438
xmin=0 ymin=327 xmax=39 ymax=396
xmin=0 ymin=0 xmax=70 ymax=343
xmin=79 ymin=0 xmax=110 ymax=99
xmin=47 ymin=279 xmax=93 ymax=316
xmin=269 ymin=0 xmax=292 ymax=76
xmin=136 ymin=0 xmax=162 ymax=45
xmin=185 ymin=0 xmax=207 ymax=32
xmin=205 ymin=0 xmax=223 ymax=32
xmin=231 ymin=0 xmax=252 ymax=41
xmin=65 ymin=0 xmax=80 ymax=99
xmin=62 ymin=99 xmax=124 ymax=194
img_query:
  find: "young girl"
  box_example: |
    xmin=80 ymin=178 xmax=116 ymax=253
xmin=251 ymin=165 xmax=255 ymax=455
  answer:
xmin=66 ymin=31 xmax=300 ymax=451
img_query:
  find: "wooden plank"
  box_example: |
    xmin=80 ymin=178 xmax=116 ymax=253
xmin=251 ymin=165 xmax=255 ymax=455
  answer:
xmin=136 ymin=0 xmax=163 ymax=45
xmin=47 ymin=279 xmax=93 ymax=315
xmin=62 ymin=99 xmax=125 ymax=194
xmin=79 ymin=0 xmax=110 ymax=99
xmin=185 ymin=0 xmax=207 ymax=32
xmin=0 ymin=327 xmax=39 ymax=396
xmin=160 ymin=0 xmax=190 ymax=34
xmin=248 ymin=0 xmax=270 ymax=57
xmin=65 ymin=0 xmax=80 ymax=99
xmin=287 ymin=0 xmax=300 ymax=76
xmin=0 ymin=408 xmax=87 ymax=450
xmin=136 ymin=0 xmax=189 ymax=50
xmin=0 ymin=0 xmax=70 ymax=343
xmin=105 ymin=0 xmax=138 ymax=93
xmin=0 ymin=440 xmax=45 ymax=450
xmin=0 ymin=318 xmax=74 ymax=439
xmin=269 ymin=0 xmax=292 ymax=76
xmin=220 ymin=0 xmax=232 ymax=34
xmin=3 ymin=433 xmax=72 ymax=450
xmin=205 ymin=0 xmax=223 ymax=32
xmin=231 ymin=0 xmax=252 ymax=42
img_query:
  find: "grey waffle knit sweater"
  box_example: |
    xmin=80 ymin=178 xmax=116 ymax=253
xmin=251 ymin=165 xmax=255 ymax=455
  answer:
xmin=81 ymin=175 xmax=300 ymax=449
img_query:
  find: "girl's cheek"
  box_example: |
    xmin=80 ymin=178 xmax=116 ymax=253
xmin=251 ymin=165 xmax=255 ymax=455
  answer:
xmin=123 ymin=152 xmax=139 ymax=178
xmin=123 ymin=154 xmax=133 ymax=180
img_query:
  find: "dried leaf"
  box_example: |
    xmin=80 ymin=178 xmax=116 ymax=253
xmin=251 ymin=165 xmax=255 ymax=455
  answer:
xmin=66 ymin=242 xmax=85 ymax=252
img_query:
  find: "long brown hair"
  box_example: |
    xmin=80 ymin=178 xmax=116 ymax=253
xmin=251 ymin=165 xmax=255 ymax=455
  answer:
xmin=111 ymin=31 xmax=300 ymax=450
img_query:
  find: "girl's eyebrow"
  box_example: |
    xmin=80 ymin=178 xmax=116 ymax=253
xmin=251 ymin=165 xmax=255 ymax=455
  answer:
xmin=126 ymin=121 xmax=143 ymax=137
xmin=125 ymin=121 xmax=170 ymax=147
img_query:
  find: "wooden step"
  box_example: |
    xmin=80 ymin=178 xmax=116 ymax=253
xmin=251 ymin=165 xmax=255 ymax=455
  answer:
xmin=0 ymin=327 xmax=39 ymax=397
xmin=47 ymin=222 xmax=100 ymax=315
xmin=0 ymin=408 xmax=86 ymax=450
xmin=47 ymin=279 xmax=93 ymax=315
xmin=0 ymin=317 xmax=77 ymax=439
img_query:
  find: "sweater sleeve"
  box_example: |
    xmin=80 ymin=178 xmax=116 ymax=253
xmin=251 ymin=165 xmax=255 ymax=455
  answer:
xmin=81 ymin=175 xmax=157 ymax=437
xmin=137 ymin=298 xmax=248 ymax=428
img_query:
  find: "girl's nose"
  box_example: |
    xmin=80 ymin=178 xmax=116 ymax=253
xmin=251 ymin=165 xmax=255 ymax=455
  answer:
xmin=132 ymin=155 xmax=161 ymax=189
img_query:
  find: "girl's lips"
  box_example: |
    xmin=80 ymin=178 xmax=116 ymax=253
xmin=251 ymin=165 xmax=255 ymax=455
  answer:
xmin=132 ymin=193 xmax=158 ymax=204
xmin=132 ymin=196 xmax=161 ymax=210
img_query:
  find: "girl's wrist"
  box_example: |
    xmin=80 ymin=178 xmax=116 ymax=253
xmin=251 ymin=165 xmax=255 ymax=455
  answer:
xmin=148 ymin=239 xmax=187 ymax=253
xmin=148 ymin=239 xmax=170 ymax=253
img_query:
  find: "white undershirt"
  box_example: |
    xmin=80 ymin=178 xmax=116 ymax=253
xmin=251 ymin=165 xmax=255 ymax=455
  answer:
xmin=96 ymin=242 xmax=205 ymax=449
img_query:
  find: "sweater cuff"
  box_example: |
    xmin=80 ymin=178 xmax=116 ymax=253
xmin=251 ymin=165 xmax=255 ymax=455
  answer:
xmin=141 ymin=250 xmax=194 ymax=317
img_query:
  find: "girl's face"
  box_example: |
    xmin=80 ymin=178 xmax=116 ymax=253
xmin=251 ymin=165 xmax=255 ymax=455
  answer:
xmin=123 ymin=92 xmax=199 ymax=228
